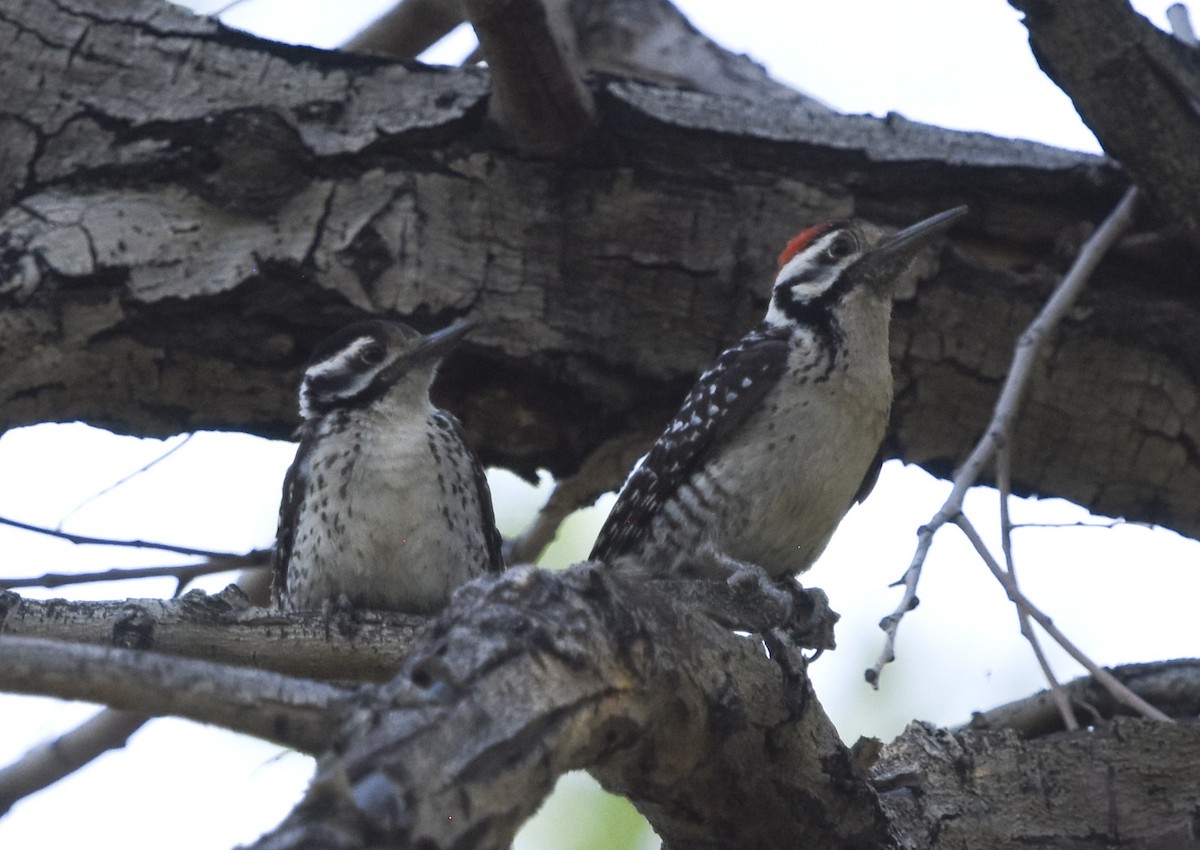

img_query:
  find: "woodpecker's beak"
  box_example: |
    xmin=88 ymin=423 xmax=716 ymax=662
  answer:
xmin=871 ymin=205 xmax=968 ymax=268
xmin=410 ymin=320 xmax=476 ymax=365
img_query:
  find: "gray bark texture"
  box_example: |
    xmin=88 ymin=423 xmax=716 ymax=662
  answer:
xmin=3 ymin=0 xmax=1200 ymax=848
xmin=3 ymin=0 xmax=1199 ymax=538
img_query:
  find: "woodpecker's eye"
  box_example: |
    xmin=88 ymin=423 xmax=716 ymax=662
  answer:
xmin=825 ymin=234 xmax=855 ymax=261
xmin=359 ymin=343 xmax=386 ymax=365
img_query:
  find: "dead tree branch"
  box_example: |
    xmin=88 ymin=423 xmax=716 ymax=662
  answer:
xmin=966 ymin=659 xmax=1200 ymax=736
xmin=0 ymin=709 xmax=151 ymax=815
xmin=247 ymin=563 xmax=891 ymax=850
xmin=0 ymin=587 xmax=421 ymax=681
xmin=465 ymin=0 xmax=596 ymax=153
xmin=1010 ymin=0 xmax=1200 ymax=247
xmin=869 ymin=187 xmax=1140 ymax=687
xmin=0 ymin=635 xmax=344 ymax=753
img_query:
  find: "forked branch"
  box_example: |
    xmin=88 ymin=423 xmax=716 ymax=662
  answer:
xmin=867 ymin=187 xmax=1141 ymax=692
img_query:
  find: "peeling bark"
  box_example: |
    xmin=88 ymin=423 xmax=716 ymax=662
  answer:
xmin=4 ymin=0 xmax=1199 ymax=542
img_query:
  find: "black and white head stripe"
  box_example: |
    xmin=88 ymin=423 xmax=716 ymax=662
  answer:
xmin=298 ymin=320 xmax=432 ymax=419
xmin=297 ymin=321 xmax=410 ymax=417
xmin=765 ymin=221 xmax=864 ymax=328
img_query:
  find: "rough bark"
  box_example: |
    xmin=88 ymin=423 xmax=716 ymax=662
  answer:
xmin=4 ymin=0 xmax=1199 ymax=544
xmin=876 ymin=719 xmax=1200 ymax=850
xmin=0 ymin=586 xmax=421 ymax=682
xmin=1011 ymin=0 xmax=1200 ymax=246
xmin=3 ymin=568 xmax=1198 ymax=850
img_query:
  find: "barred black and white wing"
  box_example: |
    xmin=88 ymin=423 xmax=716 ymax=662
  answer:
xmin=590 ymin=325 xmax=790 ymax=562
xmin=270 ymin=423 xmax=318 ymax=607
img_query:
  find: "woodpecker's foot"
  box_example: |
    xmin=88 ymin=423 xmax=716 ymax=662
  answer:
xmin=319 ymin=593 xmax=362 ymax=639
xmin=725 ymin=560 xmax=796 ymax=621
xmin=648 ymin=574 xmax=837 ymax=653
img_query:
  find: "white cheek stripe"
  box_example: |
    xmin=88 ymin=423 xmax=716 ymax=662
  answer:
xmin=304 ymin=337 xmax=375 ymax=381
xmin=763 ymin=231 xmax=850 ymax=327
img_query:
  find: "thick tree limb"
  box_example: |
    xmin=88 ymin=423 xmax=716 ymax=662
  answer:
xmin=3 ymin=569 xmax=1199 ymax=847
xmin=0 ymin=635 xmax=343 ymax=753
xmin=5 ymin=0 xmax=1200 ymax=541
xmin=465 ymin=0 xmax=596 ymax=153
xmin=967 ymin=659 xmax=1200 ymax=737
xmin=248 ymin=563 xmax=891 ymax=850
xmin=1010 ymin=0 xmax=1200 ymax=247
xmin=0 ymin=588 xmax=421 ymax=681
xmin=343 ymin=0 xmax=465 ymax=58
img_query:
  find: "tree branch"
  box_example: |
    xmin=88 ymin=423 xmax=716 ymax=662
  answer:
xmin=343 ymin=0 xmax=466 ymax=58
xmin=869 ymin=187 xmax=1140 ymax=686
xmin=0 ymin=556 xmax=268 ymax=594
xmin=0 ymin=635 xmax=344 ymax=753
xmin=248 ymin=563 xmax=891 ymax=850
xmin=0 ymin=709 xmax=149 ymax=815
xmin=952 ymin=514 xmax=1172 ymax=723
xmin=1010 ymin=0 xmax=1200 ymax=247
xmin=0 ymin=587 xmax=422 ymax=682
xmin=0 ymin=514 xmax=259 ymax=560
xmin=465 ymin=0 xmax=596 ymax=153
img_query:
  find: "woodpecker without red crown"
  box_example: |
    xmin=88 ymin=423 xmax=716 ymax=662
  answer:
xmin=272 ymin=319 xmax=503 ymax=613
xmin=590 ymin=207 xmax=968 ymax=582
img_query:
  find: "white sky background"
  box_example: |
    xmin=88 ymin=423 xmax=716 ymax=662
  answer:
xmin=3 ymin=2 xmax=1199 ymax=849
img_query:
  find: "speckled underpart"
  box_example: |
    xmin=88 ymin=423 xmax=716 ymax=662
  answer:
xmin=273 ymin=321 xmax=503 ymax=614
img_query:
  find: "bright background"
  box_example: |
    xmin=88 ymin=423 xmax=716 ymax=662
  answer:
xmin=2 ymin=2 xmax=1197 ymax=849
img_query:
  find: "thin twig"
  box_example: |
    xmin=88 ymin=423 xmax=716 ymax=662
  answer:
xmin=952 ymin=514 xmax=1172 ymax=722
xmin=0 ymin=552 xmax=269 ymax=592
xmin=867 ymin=187 xmax=1140 ymax=687
xmin=0 ymin=514 xmax=247 ymax=559
xmin=56 ymin=434 xmax=194 ymax=530
xmin=1011 ymin=519 xmax=1145 ymax=530
xmin=1168 ymin=4 xmax=1198 ymax=47
xmin=0 ymin=554 xmax=267 ymax=811
xmin=997 ymin=446 xmax=1079 ymax=730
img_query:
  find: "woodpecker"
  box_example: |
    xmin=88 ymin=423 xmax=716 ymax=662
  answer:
xmin=272 ymin=319 xmax=504 ymax=613
xmin=591 ymin=207 xmax=967 ymax=582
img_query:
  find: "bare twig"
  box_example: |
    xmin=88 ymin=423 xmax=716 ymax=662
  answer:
xmin=1010 ymin=519 xmax=1145 ymax=530
xmin=0 ymin=709 xmax=148 ymax=815
xmin=997 ymin=449 xmax=1078 ymax=730
xmin=867 ymin=187 xmax=1140 ymax=687
xmin=0 ymin=552 xmax=269 ymax=592
xmin=0 ymin=635 xmax=346 ymax=753
xmin=1168 ymin=4 xmax=1198 ymax=47
xmin=56 ymin=434 xmax=194 ymax=530
xmin=0 ymin=514 xmax=248 ymax=560
xmin=951 ymin=514 xmax=1171 ymax=722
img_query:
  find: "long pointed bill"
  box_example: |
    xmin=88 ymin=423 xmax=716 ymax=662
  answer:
xmin=411 ymin=320 xmax=476 ymax=364
xmin=874 ymin=205 xmax=969 ymax=261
